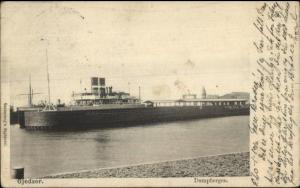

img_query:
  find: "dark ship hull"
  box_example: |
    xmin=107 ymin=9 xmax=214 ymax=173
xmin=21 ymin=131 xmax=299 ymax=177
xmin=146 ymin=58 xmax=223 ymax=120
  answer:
xmin=10 ymin=110 xmax=19 ymax=124
xmin=10 ymin=107 xmax=42 ymax=125
xmin=22 ymin=105 xmax=249 ymax=130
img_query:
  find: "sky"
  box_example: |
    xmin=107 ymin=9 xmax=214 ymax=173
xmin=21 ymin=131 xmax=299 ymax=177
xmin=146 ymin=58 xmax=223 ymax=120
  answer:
xmin=2 ymin=2 xmax=257 ymax=106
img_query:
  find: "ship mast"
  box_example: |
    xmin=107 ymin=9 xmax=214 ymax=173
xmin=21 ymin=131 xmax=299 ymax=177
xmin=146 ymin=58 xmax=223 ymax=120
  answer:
xmin=17 ymin=75 xmax=42 ymax=106
xmin=138 ymin=86 xmax=141 ymax=101
xmin=41 ymin=38 xmax=56 ymax=111
xmin=28 ymin=74 xmax=32 ymax=106
xmin=46 ymin=48 xmax=51 ymax=106
xmin=128 ymin=82 xmax=131 ymax=94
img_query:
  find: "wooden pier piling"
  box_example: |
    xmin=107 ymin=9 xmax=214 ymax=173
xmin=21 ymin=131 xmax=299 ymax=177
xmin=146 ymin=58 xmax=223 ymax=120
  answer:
xmin=11 ymin=167 xmax=24 ymax=179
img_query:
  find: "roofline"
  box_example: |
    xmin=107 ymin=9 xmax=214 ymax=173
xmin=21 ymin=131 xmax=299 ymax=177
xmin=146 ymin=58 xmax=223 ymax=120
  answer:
xmin=144 ymin=98 xmax=248 ymax=103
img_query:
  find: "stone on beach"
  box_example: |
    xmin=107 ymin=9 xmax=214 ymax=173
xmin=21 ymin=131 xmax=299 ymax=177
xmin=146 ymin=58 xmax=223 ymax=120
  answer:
xmin=43 ymin=152 xmax=249 ymax=178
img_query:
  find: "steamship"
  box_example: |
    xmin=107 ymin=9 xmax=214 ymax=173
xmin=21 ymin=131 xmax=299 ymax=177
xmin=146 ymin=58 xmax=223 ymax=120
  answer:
xmin=20 ymin=77 xmax=250 ymax=130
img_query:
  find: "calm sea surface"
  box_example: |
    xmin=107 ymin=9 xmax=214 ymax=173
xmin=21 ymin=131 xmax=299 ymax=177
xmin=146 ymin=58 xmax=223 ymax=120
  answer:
xmin=11 ymin=116 xmax=249 ymax=178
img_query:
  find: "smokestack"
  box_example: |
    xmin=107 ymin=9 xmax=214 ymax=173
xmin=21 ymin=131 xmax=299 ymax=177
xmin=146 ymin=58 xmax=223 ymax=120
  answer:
xmin=109 ymin=87 xmax=112 ymax=95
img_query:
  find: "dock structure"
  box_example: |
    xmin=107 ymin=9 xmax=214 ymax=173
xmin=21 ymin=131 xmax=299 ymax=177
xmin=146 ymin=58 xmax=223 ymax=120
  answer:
xmin=144 ymin=98 xmax=248 ymax=108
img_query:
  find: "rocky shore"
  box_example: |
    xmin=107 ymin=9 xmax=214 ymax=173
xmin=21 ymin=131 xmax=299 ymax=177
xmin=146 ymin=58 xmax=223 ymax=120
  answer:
xmin=44 ymin=152 xmax=249 ymax=178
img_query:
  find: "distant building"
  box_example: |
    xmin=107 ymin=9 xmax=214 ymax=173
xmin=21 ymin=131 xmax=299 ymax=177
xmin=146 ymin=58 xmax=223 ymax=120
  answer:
xmin=206 ymin=94 xmax=219 ymax=99
xmin=182 ymin=94 xmax=197 ymax=99
xmin=220 ymin=92 xmax=250 ymax=100
xmin=219 ymin=92 xmax=250 ymax=104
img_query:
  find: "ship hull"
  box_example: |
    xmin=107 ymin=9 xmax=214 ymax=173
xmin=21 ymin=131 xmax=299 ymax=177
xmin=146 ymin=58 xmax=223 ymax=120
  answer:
xmin=23 ymin=106 xmax=249 ymax=130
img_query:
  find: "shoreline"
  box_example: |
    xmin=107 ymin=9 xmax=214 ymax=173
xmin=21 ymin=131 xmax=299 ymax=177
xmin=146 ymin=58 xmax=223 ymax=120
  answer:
xmin=43 ymin=152 xmax=250 ymax=178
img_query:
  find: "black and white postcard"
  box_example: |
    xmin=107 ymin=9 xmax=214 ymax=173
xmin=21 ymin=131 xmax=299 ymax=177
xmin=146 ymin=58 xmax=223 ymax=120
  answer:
xmin=1 ymin=1 xmax=299 ymax=187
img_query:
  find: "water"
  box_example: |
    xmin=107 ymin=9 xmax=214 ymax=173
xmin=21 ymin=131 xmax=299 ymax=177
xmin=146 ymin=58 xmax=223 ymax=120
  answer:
xmin=11 ymin=116 xmax=249 ymax=178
